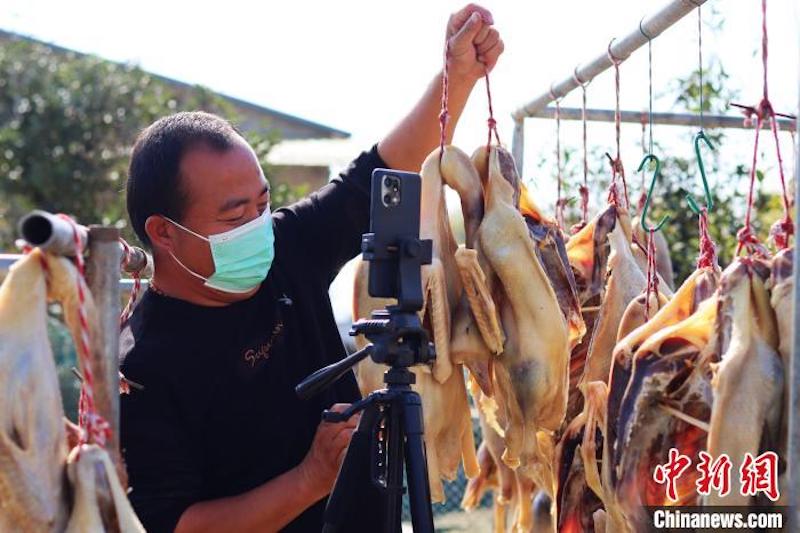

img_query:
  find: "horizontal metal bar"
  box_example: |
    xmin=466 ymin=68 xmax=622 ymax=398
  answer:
xmin=512 ymin=0 xmax=707 ymax=120
xmin=530 ymin=106 xmax=798 ymax=132
xmin=1 ymin=253 xmax=149 ymax=292
xmin=17 ymin=209 xmax=152 ymax=276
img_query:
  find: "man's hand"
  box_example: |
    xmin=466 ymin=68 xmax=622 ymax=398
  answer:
xmin=446 ymin=4 xmax=504 ymax=83
xmin=296 ymin=403 xmax=360 ymax=501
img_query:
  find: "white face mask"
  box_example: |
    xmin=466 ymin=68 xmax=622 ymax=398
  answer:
xmin=164 ymin=208 xmax=275 ymax=294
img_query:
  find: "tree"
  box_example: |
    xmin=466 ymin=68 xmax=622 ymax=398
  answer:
xmin=0 ymin=36 xmax=291 ymax=249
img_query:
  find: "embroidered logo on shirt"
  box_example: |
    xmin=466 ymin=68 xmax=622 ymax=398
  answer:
xmin=244 ymin=321 xmax=284 ymax=368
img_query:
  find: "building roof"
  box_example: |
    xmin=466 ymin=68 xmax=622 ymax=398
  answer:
xmin=0 ymin=28 xmax=350 ymax=140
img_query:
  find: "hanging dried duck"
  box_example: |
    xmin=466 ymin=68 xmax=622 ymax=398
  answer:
xmin=705 ymin=258 xmax=783 ymax=506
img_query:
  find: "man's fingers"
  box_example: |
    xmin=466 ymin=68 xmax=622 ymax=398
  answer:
xmin=473 ymin=24 xmax=492 ymax=47
xmin=332 ymin=427 xmax=355 ymax=456
xmin=328 ymin=403 xmax=351 ymax=413
xmin=447 ymin=4 xmax=493 ymax=38
xmin=450 ymin=12 xmax=485 ymax=50
xmin=476 ymin=28 xmax=500 ymax=55
xmin=478 ymin=39 xmax=504 ymax=70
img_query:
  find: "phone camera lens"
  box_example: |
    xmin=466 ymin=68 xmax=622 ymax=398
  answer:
xmin=383 ymin=177 xmax=393 ymax=187
xmin=383 ymin=194 xmax=392 ymax=205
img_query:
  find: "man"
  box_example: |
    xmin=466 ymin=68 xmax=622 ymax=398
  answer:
xmin=120 ymin=5 xmax=503 ymax=532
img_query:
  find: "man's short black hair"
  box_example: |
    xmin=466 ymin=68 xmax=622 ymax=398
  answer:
xmin=126 ymin=111 xmax=243 ymax=247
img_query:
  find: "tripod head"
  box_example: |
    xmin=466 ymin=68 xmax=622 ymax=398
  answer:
xmin=295 ymin=234 xmax=435 ymax=400
xmin=296 ymin=168 xmax=435 ymax=400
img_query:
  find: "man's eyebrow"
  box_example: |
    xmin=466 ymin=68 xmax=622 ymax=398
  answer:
xmin=218 ymin=185 xmax=270 ymax=213
xmin=219 ymin=197 xmax=249 ymax=213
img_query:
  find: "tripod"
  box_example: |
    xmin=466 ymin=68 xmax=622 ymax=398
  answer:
xmin=297 ymin=308 xmax=435 ymax=533
xmin=296 ymin=229 xmax=436 ymax=533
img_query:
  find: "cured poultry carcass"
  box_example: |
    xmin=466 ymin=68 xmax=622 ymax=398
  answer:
xmin=566 ymin=205 xmax=617 ymax=306
xmin=616 ymin=290 xmax=668 ymax=342
xmin=65 ymin=444 xmax=145 ymax=532
xmin=770 ymin=248 xmax=793 ymax=381
xmin=353 ymin=146 xmax=480 ymax=503
xmin=605 ymin=266 xmax=719 ymax=485
xmin=706 ymin=258 xmax=783 ymax=507
xmin=769 ymin=248 xmax=792 ymax=498
xmin=521 ymin=194 xmax=585 ymax=352
xmin=580 ymin=212 xmax=651 ymax=389
xmin=450 ymin=147 xmax=504 ymax=397
xmin=0 ymin=250 xmax=70 ymax=532
xmin=463 ymin=378 xmax=515 ymax=517
xmin=463 ymin=376 xmax=555 ymax=533
xmin=466 ymin=145 xmax=570 ymax=531
xmin=589 ymin=266 xmax=718 ymax=530
xmin=563 ymin=206 xmax=617 ymax=424
xmin=555 ymin=382 xmax=607 ymax=533
xmin=611 ymin=289 xmax=718 ymax=527
xmin=632 ymin=215 xmax=675 ymax=290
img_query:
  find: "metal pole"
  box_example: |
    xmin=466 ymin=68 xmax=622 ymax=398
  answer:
xmin=789 ymin=59 xmax=800 ymax=531
xmin=18 ymin=210 xmax=88 ymax=256
xmin=17 ymin=210 xmax=151 ymax=276
xmin=513 ymin=0 xmax=708 ymax=120
xmin=85 ymin=226 xmax=125 ymax=478
xmin=510 ymin=0 xmax=707 ymax=174
xmin=528 ymin=106 xmax=797 ymax=132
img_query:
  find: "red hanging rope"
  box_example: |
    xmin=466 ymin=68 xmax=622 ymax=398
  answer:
xmin=638 ymin=117 xmax=648 ymax=211
xmin=606 ymin=40 xmax=629 ymax=211
xmin=574 ymin=68 xmax=590 ymax=230
xmin=735 ymin=0 xmax=793 ymax=255
xmin=58 ymin=214 xmax=112 ymax=448
xmin=439 ymin=40 xmax=451 ymax=162
xmin=119 ymin=239 xmax=141 ymax=326
xmin=552 ymin=91 xmax=566 ymax=229
xmin=484 ymin=65 xmax=501 ymax=149
xmin=696 ymin=207 xmax=717 ymax=269
xmin=644 ymin=228 xmax=659 ymax=321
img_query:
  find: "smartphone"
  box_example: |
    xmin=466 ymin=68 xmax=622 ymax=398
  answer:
xmin=366 ymin=168 xmax=422 ymax=299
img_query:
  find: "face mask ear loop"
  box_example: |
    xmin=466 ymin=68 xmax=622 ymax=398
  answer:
xmin=168 ymin=250 xmax=210 ymax=283
xmin=163 ymin=215 xmax=210 ymax=242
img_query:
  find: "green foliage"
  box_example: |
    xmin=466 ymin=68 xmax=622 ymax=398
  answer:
xmin=0 ymin=35 xmax=310 ymax=417
xmin=529 ymin=30 xmax=790 ymax=285
xmin=0 ymin=36 xmax=293 ymax=249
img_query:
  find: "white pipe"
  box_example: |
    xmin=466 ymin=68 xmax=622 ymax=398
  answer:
xmin=511 ymin=0 xmax=708 ymax=173
xmin=16 ymin=210 xmax=152 ymax=276
xmin=528 ymin=106 xmax=796 ymax=131
xmin=18 ymin=210 xmax=88 ymax=256
xmin=513 ymin=0 xmax=708 ymax=120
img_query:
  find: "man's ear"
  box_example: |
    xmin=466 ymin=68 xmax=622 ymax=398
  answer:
xmin=145 ymin=215 xmax=175 ymax=252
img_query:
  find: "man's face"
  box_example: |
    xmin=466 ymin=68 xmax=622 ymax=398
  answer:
xmin=159 ymin=137 xmax=270 ymax=301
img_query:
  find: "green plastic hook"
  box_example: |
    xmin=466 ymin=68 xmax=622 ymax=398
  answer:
xmin=638 ymin=153 xmax=669 ymax=232
xmin=687 ymin=130 xmax=715 ymax=214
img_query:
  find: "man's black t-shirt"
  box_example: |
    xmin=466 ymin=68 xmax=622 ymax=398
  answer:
xmin=120 ymin=146 xmax=388 ymax=532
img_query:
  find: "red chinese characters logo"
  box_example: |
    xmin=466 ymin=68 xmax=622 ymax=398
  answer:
xmin=654 ymin=449 xmax=780 ymax=502
xmin=740 ymin=451 xmax=779 ymax=502
xmin=653 ymin=448 xmax=692 ymax=502
xmin=695 ymin=451 xmax=732 ymax=497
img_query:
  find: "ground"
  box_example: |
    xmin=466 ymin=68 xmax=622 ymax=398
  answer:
xmin=403 ymin=508 xmax=494 ymax=532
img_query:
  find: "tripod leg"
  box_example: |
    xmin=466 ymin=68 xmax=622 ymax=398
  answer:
xmin=384 ymin=402 xmax=405 ymax=533
xmin=401 ymin=391 xmax=435 ymax=533
xmin=323 ymin=402 xmax=383 ymax=533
